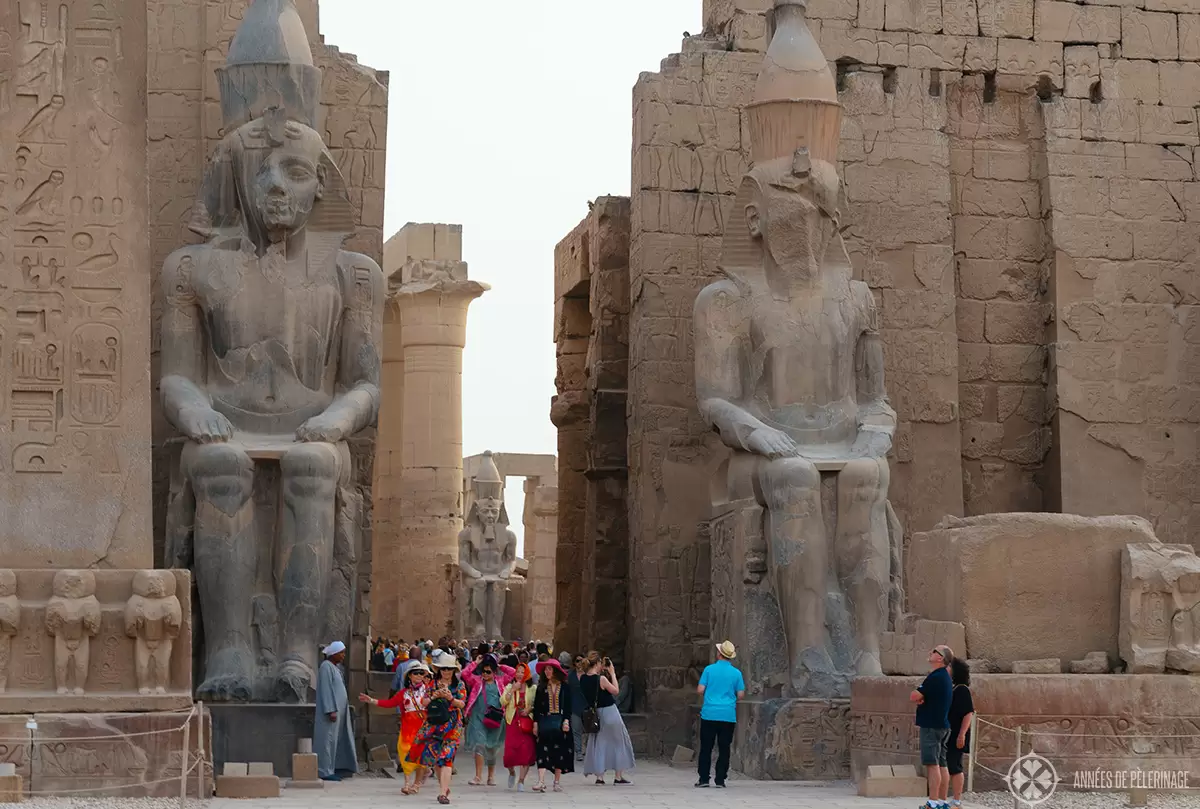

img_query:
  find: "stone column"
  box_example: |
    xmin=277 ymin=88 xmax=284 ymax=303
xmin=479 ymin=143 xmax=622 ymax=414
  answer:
xmin=375 ymin=254 xmax=485 ymax=640
xmin=372 ymin=224 xmax=466 ymax=636
xmin=524 ymin=478 xmax=559 ymax=641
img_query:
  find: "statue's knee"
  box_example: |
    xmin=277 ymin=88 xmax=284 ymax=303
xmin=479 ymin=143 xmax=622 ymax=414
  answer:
xmin=183 ymin=444 xmax=253 ymax=503
xmin=840 ymin=458 xmax=889 ymax=500
xmin=766 ymin=457 xmax=821 ymax=491
xmin=281 ymin=444 xmax=339 ymax=500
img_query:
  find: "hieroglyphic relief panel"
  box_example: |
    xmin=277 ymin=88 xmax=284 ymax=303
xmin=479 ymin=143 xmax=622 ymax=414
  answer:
xmin=0 ymin=0 xmax=150 ymax=568
xmin=0 ymin=569 xmax=191 ymax=712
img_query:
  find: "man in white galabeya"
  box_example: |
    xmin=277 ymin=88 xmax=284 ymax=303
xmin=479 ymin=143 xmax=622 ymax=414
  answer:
xmin=695 ymin=641 xmax=745 ymax=788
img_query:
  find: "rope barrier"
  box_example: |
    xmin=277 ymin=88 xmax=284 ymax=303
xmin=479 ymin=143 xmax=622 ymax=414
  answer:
xmin=0 ymin=706 xmax=198 ymax=743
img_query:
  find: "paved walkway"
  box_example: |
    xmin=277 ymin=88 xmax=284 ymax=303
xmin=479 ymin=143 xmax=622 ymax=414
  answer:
xmin=211 ymin=761 xmax=923 ymax=809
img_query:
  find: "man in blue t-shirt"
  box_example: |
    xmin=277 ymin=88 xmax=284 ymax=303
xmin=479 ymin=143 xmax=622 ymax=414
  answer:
xmin=911 ymin=645 xmax=954 ymax=809
xmin=695 ymin=640 xmax=746 ymax=788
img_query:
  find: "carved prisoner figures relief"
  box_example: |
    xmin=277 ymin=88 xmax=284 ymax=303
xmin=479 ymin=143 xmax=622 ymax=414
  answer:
xmin=124 ymin=571 xmax=182 ymax=695
xmin=45 ymin=569 xmax=100 ymax=695
xmin=0 ymin=571 xmax=18 ymax=693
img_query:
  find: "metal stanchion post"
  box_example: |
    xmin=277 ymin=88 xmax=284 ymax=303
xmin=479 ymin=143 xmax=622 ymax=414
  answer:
xmin=197 ymin=702 xmax=205 ymax=800
xmin=1012 ymin=726 xmax=1022 ymax=809
xmin=967 ymin=716 xmax=976 ymax=794
xmin=180 ymin=711 xmax=191 ymax=809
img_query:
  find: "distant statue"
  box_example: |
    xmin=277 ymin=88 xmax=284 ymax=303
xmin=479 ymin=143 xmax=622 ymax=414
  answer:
xmin=125 ymin=571 xmax=183 ymax=695
xmin=46 ymin=570 xmax=101 ymax=695
xmin=459 ymin=452 xmax=517 ymax=640
xmin=694 ymin=0 xmax=900 ymax=698
xmin=161 ymin=0 xmax=383 ymax=702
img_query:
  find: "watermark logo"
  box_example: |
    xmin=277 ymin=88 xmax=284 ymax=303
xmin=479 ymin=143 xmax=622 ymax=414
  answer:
xmin=1072 ymin=769 xmax=1190 ymax=790
xmin=1006 ymin=752 xmax=1059 ymax=805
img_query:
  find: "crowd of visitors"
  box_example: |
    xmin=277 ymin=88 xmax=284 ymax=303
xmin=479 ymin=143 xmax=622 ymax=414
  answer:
xmin=358 ymin=637 xmax=640 ymax=803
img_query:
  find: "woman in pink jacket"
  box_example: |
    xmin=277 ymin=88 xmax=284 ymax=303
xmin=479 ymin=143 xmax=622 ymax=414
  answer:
xmin=461 ymin=653 xmax=517 ymax=786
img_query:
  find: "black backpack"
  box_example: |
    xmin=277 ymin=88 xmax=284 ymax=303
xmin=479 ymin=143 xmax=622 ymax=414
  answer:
xmin=426 ymin=697 xmax=451 ymax=725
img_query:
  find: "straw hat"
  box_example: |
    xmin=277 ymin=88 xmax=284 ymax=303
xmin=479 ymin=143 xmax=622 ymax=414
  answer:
xmin=716 ymin=640 xmax=737 ymax=660
xmin=431 ymin=650 xmax=461 ymax=670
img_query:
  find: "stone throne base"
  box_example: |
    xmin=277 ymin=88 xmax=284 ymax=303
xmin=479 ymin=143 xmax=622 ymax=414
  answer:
xmin=850 ymin=675 xmax=1200 ymax=787
xmin=0 ymin=710 xmax=211 ymax=798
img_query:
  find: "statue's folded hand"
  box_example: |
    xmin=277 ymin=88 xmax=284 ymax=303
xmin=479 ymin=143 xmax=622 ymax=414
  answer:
xmin=747 ymin=426 xmax=799 ymax=459
xmin=178 ymin=407 xmax=234 ymax=443
xmin=296 ymin=414 xmax=348 ymax=443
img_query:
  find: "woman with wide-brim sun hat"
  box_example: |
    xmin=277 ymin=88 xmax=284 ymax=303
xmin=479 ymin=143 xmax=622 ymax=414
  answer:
xmin=531 ymin=656 xmax=574 ymax=792
xmin=409 ymin=651 xmax=467 ymax=804
xmin=359 ymin=661 xmax=432 ymax=794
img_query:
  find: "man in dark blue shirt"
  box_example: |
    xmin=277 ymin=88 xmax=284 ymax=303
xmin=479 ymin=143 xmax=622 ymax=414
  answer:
xmin=911 ymin=645 xmax=954 ymax=809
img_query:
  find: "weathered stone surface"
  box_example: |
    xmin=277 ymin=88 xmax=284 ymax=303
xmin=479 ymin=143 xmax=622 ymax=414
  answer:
xmin=159 ymin=0 xmax=384 ymax=706
xmin=0 ymin=570 xmax=190 ymax=712
xmin=216 ymin=775 xmax=280 ymax=799
xmin=1068 ymin=651 xmax=1111 ymax=674
xmin=1120 ymin=543 xmax=1200 ymax=673
xmin=858 ymin=764 xmax=927 ymax=797
xmin=1011 ymin=658 xmax=1061 ymax=673
xmin=881 ymin=619 xmax=966 ymax=675
xmin=733 ymin=698 xmax=851 ymax=780
xmin=851 ymin=674 xmax=1200 ymax=787
xmin=909 ymin=513 xmax=1159 ymax=668
xmin=0 ymin=0 xmax=151 ymax=570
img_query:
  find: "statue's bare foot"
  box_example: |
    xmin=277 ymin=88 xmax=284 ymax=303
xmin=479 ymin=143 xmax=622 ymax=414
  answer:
xmin=139 ymin=687 xmax=153 ymax=696
xmin=273 ymin=660 xmax=313 ymax=703
xmin=198 ymin=647 xmax=253 ymax=702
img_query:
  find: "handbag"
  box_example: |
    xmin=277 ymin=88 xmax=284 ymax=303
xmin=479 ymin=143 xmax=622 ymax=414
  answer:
xmin=537 ymin=713 xmax=564 ymax=735
xmin=513 ymin=686 xmax=535 ymax=734
xmin=581 ymin=674 xmax=601 ymax=733
xmin=483 ymin=704 xmax=505 ymax=729
xmin=426 ymin=697 xmax=451 ymax=725
xmin=516 ymin=715 xmax=535 ymax=734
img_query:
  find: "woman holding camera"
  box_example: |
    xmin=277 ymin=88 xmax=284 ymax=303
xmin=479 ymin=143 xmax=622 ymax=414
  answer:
xmin=579 ymin=651 xmax=635 ymax=785
xmin=409 ymin=651 xmax=468 ymax=804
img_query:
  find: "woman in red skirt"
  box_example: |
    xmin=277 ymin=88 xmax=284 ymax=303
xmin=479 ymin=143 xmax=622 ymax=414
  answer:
xmin=500 ymin=661 xmax=537 ymax=791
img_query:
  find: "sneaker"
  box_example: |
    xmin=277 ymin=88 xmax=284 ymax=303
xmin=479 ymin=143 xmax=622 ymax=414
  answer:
xmin=695 ymin=780 xmax=710 ymax=788
xmin=508 ymin=773 xmax=516 ymax=790
xmin=715 ymin=782 xmax=726 ymax=788
xmin=517 ymin=783 xmax=525 ymax=793
xmin=319 ymin=774 xmax=342 ymax=782
xmin=950 ymin=801 xmax=962 ymax=809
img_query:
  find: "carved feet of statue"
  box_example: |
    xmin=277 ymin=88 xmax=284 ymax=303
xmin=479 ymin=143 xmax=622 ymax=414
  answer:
xmin=274 ymin=658 xmax=314 ymax=703
xmin=197 ymin=646 xmax=254 ymax=702
xmin=139 ymin=686 xmax=153 ymax=696
xmin=857 ymin=651 xmax=883 ymax=676
xmin=791 ymin=646 xmax=849 ymax=699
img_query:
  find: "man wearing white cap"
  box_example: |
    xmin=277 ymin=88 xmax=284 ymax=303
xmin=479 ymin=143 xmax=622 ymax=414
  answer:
xmin=315 ymin=641 xmax=357 ymax=781
xmin=695 ymin=641 xmax=745 ymax=788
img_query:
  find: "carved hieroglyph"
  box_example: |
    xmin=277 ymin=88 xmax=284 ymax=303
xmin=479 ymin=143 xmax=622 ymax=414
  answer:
xmin=160 ymin=0 xmax=384 ymax=704
xmin=0 ymin=0 xmax=151 ymax=568
xmin=45 ymin=570 xmax=101 ymax=695
xmin=1121 ymin=543 xmax=1200 ymax=673
xmin=694 ymin=0 xmax=901 ymax=699
xmin=459 ymin=452 xmax=518 ymax=640
xmin=124 ymin=571 xmax=183 ymax=695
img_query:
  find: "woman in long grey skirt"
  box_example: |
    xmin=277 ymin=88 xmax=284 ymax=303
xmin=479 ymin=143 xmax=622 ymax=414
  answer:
xmin=580 ymin=651 xmax=635 ymax=785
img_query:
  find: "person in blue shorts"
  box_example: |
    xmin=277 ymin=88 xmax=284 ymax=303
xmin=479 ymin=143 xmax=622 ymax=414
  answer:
xmin=911 ymin=645 xmax=954 ymax=809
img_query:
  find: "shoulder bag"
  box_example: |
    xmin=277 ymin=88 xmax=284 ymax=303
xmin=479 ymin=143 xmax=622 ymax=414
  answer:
xmin=581 ymin=676 xmax=601 ymax=734
xmin=514 ymin=687 xmax=535 ymax=734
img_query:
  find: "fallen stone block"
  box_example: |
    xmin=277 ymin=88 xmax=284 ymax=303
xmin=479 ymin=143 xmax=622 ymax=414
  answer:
xmin=247 ymin=762 xmax=274 ymax=776
xmin=1069 ymin=651 xmax=1110 ymax=674
xmin=1012 ymin=658 xmax=1061 ymax=673
xmin=669 ymin=745 xmax=695 ymax=767
xmin=858 ymin=763 xmax=927 ymax=797
xmin=297 ymin=738 xmax=313 ymax=754
xmin=292 ymin=753 xmax=319 ymax=783
xmin=223 ymin=762 xmax=249 ymax=777
xmin=0 ymin=773 xmax=21 ymax=803
xmin=216 ymin=775 xmax=281 ymax=799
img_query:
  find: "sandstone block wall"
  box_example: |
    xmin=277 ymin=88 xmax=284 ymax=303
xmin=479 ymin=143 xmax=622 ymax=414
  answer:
xmin=594 ymin=0 xmax=1200 ymax=754
xmin=552 ymin=198 xmax=632 ymax=662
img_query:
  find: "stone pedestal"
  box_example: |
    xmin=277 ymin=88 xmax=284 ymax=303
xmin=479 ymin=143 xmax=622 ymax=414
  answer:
xmin=850 ymin=674 xmax=1200 ymax=787
xmin=208 ymin=704 xmax=316 ymax=780
xmin=0 ymin=711 xmax=210 ymax=798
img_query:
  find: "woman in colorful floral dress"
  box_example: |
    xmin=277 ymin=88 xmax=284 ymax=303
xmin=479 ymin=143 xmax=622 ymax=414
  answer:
xmin=359 ymin=661 xmax=432 ymax=794
xmin=408 ymin=651 xmax=467 ymax=804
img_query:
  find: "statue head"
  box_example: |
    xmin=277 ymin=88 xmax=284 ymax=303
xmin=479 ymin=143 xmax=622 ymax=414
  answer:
xmin=745 ymin=147 xmax=841 ymax=280
xmin=133 ymin=570 xmax=177 ymax=599
xmin=477 ymin=497 xmax=501 ymax=528
xmin=190 ymin=0 xmax=354 ymax=248
xmin=52 ymin=570 xmax=96 ymax=600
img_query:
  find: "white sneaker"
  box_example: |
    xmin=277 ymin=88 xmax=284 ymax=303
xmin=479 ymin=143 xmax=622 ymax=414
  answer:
xmin=508 ymin=773 xmax=516 ymax=790
xmin=517 ymin=783 xmax=525 ymax=793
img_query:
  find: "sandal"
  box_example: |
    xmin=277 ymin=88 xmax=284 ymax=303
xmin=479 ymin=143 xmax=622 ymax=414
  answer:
xmin=400 ymin=785 xmax=414 ymax=795
xmin=595 ymin=778 xmax=605 ymax=785
xmin=553 ymin=783 xmax=563 ymax=792
xmin=437 ymin=795 xmax=450 ymax=805
xmin=532 ymin=783 xmax=546 ymax=793
xmin=467 ymin=778 xmax=482 ymax=787
xmin=614 ymin=779 xmax=632 ymax=785
xmin=486 ymin=779 xmax=496 ymax=787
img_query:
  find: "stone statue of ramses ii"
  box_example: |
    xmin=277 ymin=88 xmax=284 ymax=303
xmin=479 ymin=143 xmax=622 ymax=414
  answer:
xmin=160 ymin=0 xmax=383 ymax=703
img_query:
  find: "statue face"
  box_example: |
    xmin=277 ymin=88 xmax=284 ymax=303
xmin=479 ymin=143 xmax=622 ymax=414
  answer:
xmin=745 ymin=155 xmax=840 ymax=278
xmin=238 ymin=122 xmax=327 ymax=241
xmin=478 ymin=500 xmax=500 ymax=527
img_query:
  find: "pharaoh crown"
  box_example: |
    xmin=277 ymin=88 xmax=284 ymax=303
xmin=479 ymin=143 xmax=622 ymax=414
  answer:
xmin=217 ymin=0 xmax=322 ymax=131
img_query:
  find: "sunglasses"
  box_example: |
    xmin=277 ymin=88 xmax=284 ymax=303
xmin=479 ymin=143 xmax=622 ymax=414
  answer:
xmin=481 ymin=669 xmax=495 ymax=676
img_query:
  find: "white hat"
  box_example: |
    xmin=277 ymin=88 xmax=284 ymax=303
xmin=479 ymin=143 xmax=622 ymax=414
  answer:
xmin=323 ymin=640 xmax=347 ymax=657
xmin=431 ymin=650 xmax=461 ymax=670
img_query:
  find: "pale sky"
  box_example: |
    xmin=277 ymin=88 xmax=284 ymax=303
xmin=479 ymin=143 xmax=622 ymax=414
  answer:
xmin=321 ymin=1 xmax=702 ymax=550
